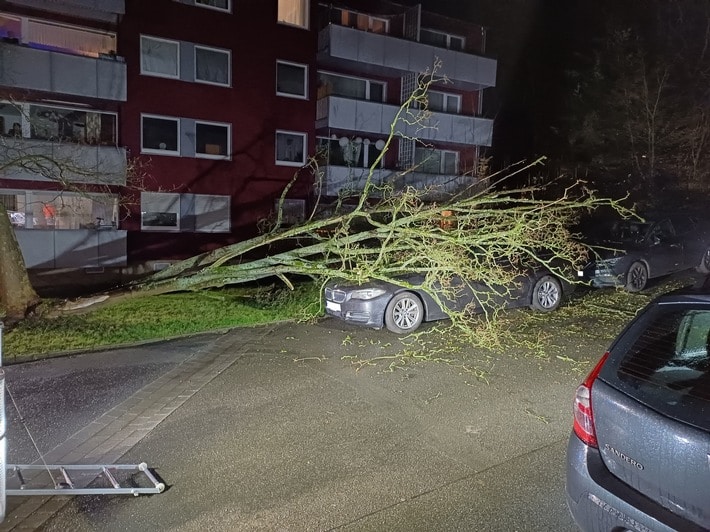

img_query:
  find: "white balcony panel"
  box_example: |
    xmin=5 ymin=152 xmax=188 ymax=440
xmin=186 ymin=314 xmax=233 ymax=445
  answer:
xmin=0 ymin=43 xmax=127 ymax=101
xmin=1 ymin=139 xmax=127 ymax=185
xmin=321 ymin=165 xmax=480 ymax=199
xmin=6 ymin=0 xmax=124 ymax=21
xmin=318 ymin=25 xmax=496 ymax=90
xmin=317 ymin=96 xmax=493 ymax=147
xmin=14 ymin=228 xmax=127 ymax=268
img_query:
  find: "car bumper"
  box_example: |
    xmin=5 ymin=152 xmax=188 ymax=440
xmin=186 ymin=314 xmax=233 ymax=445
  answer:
xmin=324 ymin=295 xmax=389 ymax=329
xmin=577 ymin=265 xmax=624 ymax=288
xmin=565 ymin=434 xmax=701 ymax=532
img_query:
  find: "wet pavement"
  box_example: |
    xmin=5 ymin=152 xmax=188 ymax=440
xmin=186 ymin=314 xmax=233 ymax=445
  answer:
xmin=0 ymin=318 xmax=589 ymax=531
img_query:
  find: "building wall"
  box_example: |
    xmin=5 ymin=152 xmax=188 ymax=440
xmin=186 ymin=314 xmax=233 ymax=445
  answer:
xmin=119 ymin=0 xmax=317 ymax=261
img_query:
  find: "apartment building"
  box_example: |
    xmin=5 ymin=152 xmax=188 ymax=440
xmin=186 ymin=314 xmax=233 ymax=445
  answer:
xmin=0 ymin=0 xmax=496 ymax=271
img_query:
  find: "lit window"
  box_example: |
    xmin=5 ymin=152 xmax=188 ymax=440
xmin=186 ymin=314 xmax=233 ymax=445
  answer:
xmin=141 ymin=36 xmax=179 ymax=78
xmin=195 ymin=0 xmax=230 ymax=11
xmin=275 ymin=131 xmax=306 ymax=166
xmin=195 ymin=121 xmax=230 ymax=158
xmin=276 ymin=61 xmax=307 ymax=98
xmin=195 ymin=45 xmax=231 ymax=86
xmin=141 ymin=115 xmax=179 ymax=155
xmin=277 ymin=0 xmax=309 ymax=29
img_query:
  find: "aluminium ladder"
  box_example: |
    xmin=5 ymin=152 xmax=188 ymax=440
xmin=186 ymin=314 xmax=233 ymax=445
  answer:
xmin=5 ymin=462 xmax=165 ymax=497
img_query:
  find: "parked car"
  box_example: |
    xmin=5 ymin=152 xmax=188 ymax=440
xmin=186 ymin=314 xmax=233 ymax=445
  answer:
xmin=323 ymin=269 xmax=565 ymax=334
xmin=577 ymin=215 xmax=710 ymax=291
xmin=566 ymin=282 xmax=710 ymax=531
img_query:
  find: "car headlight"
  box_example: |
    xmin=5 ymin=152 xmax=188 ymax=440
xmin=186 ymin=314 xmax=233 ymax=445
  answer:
xmin=599 ymin=257 xmax=623 ymax=267
xmin=350 ymin=288 xmax=387 ymax=300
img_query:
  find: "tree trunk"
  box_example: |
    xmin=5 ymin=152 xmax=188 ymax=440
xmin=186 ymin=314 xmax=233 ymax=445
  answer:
xmin=0 ymin=205 xmax=39 ymax=320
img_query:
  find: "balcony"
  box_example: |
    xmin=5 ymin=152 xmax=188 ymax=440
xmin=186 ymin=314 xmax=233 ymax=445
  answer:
xmin=5 ymin=0 xmax=125 ymax=22
xmin=317 ymin=24 xmax=496 ymax=91
xmin=318 ymin=165 xmax=481 ymax=199
xmin=0 ymin=42 xmax=127 ymax=101
xmin=0 ymin=138 xmax=127 ymax=185
xmin=316 ymin=96 xmax=493 ymax=147
xmin=14 ymin=228 xmax=127 ymax=268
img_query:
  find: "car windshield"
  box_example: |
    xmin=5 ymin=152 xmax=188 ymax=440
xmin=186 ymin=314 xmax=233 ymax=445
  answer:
xmin=609 ymin=221 xmax=650 ymax=242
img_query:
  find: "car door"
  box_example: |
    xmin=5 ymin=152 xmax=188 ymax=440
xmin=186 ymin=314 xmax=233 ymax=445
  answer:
xmin=646 ymin=219 xmax=684 ymax=275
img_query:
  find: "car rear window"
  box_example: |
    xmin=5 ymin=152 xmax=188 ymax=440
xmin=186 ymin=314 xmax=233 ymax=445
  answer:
xmin=609 ymin=305 xmax=710 ymax=430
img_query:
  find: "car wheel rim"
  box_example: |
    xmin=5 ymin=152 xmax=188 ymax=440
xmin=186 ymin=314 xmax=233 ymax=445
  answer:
xmin=393 ymin=298 xmax=419 ymax=330
xmin=537 ymin=281 xmax=559 ymax=308
xmin=630 ymin=266 xmax=646 ymax=289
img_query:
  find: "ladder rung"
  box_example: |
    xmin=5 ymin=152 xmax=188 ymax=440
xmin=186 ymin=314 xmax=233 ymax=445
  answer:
xmin=101 ymin=467 xmax=120 ymax=489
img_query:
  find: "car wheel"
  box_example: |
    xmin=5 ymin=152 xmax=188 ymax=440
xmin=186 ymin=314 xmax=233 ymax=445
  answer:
xmin=625 ymin=261 xmax=648 ymax=292
xmin=697 ymin=248 xmax=710 ymax=274
xmin=530 ymin=275 xmax=562 ymax=312
xmin=384 ymin=292 xmax=424 ymax=334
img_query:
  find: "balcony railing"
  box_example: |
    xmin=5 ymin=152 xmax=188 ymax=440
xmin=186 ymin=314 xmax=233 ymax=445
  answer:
xmin=0 ymin=138 xmax=127 ymax=185
xmin=0 ymin=41 xmax=127 ymax=101
xmin=317 ymin=24 xmax=496 ymax=91
xmin=14 ymin=227 xmax=127 ymax=268
xmin=318 ymin=165 xmax=481 ymax=199
xmin=5 ymin=0 xmax=125 ymax=21
xmin=316 ymin=96 xmax=493 ymax=147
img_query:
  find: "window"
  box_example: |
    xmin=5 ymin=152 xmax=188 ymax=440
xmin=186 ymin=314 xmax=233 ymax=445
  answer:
xmin=428 ymin=91 xmax=461 ymax=114
xmin=142 ymin=115 xmax=179 ymax=155
xmin=195 ymin=45 xmax=231 ymax=86
xmin=414 ymin=148 xmax=459 ymax=174
xmin=277 ymin=61 xmax=308 ymax=98
xmin=141 ymin=192 xmax=180 ymax=231
xmin=318 ymin=72 xmax=386 ymax=102
xmin=317 ymin=137 xmax=385 ymax=168
xmin=277 ymin=0 xmax=308 ymax=28
xmin=420 ymin=28 xmax=465 ymax=51
xmin=141 ymin=36 xmax=179 ymax=78
xmin=275 ymin=131 xmax=306 ymax=166
xmin=195 ymin=121 xmax=230 ymax=158
xmin=2 ymin=190 xmax=117 ymax=230
xmin=195 ymin=0 xmax=230 ymax=11
xmin=336 ymin=9 xmax=389 ymax=34
xmin=141 ymin=192 xmax=230 ymax=232
xmin=28 ymin=105 xmax=117 ymax=145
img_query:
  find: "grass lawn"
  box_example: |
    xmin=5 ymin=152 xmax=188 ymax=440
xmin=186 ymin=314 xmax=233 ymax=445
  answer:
xmin=2 ymin=282 xmax=322 ymax=361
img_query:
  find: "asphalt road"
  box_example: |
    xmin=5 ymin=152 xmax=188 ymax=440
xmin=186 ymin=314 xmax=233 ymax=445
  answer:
xmin=2 ymin=318 xmax=593 ymax=531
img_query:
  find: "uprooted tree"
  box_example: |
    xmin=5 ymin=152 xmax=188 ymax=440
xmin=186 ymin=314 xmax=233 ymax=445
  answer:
xmin=121 ymin=63 xmax=630 ymax=340
xmin=2 ymin=62 xmax=631 ymax=338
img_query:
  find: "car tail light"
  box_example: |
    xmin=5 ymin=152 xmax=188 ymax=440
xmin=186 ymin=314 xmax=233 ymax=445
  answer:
xmin=573 ymin=352 xmax=609 ymax=448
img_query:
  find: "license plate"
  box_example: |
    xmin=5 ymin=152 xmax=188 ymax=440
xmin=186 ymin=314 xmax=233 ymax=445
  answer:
xmin=326 ymin=301 xmax=341 ymax=312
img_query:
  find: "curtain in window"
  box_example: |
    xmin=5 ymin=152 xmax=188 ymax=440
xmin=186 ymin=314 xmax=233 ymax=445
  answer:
xmin=278 ymin=0 xmax=306 ymax=27
xmin=276 ymin=133 xmax=304 ymax=163
xmin=196 ymin=48 xmax=229 ymax=85
xmin=141 ymin=37 xmax=178 ymax=77
xmin=27 ymin=20 xmax=115 ymax=56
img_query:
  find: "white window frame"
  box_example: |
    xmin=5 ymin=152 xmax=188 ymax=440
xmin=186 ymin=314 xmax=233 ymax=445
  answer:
xmin=415 ymin=148 xmax=459 ymax=175
xmin=428 ymin=91 xmax=461 ymax=114
xmin=140 ymin=35 xmax=180 ymax=79
xmin=141 ymin=114 xmax=180 ymax=156
xmin=276 ymin=60 xmax=308 ymax=99
xmin=141 ymin=192 xmax=180 ymax=231
xmin=194 ymin=44 xmax=231 ymax=87
xmin=420 ymin=28 xmax=466 ymax=51
xmin=275 ymin=130 xmax=307 ymax=167
xmin=194 ymin=120 xmax=231 ymax=160
xmin=318 ymin=71 xmax=386 ymax=102
xmin=194 ymin=0 xmax=231 ymax=12
xmin=277 ymin=0 xmax=309 ymax=29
